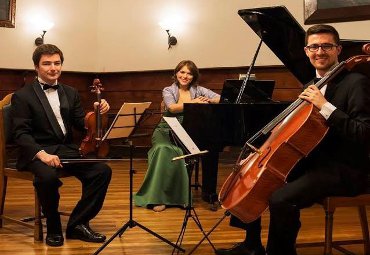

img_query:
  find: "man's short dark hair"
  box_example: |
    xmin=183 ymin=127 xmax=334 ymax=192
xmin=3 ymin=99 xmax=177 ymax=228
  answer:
xmin=32 ymin=44 xmax=64 ymax=66
xmin=305 ymin=24 xmax=340 ymax=45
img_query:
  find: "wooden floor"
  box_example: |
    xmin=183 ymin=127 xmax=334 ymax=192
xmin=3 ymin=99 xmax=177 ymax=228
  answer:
xmin=0 ymin=159 xmax=368 ymax=255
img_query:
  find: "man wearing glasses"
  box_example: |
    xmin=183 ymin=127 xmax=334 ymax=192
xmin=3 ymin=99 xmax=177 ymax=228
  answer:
xmin=215 ymin=24 xmax=370 ymax=255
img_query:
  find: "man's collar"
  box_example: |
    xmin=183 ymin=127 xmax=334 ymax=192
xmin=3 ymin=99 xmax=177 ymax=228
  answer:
xmin=37 ymin=77 xmax=59 ymax=91
xmin=37 ymin=77 xmax=58 ymax=86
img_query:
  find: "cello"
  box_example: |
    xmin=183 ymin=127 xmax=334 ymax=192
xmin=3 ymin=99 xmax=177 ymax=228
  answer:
xmin=79 ymin=78 xmax=109 ymax=158
xmin=219 ymin=43 xmax=370 ymax=223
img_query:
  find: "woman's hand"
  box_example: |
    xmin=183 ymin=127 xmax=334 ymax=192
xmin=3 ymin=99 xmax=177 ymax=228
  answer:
xmin=299 ymin=85 xmax=327 ymax=110
xmin=192 ymin=96 xmax=210 ymax=104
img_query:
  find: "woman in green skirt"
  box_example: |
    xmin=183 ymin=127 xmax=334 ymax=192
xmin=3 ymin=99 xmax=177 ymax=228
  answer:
xmin=134 ymin=60 xmax=220 ymax=212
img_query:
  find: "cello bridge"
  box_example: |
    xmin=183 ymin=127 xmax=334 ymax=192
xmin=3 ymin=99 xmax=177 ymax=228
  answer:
xmin=246 ymin=142 xmax=262 ymax=155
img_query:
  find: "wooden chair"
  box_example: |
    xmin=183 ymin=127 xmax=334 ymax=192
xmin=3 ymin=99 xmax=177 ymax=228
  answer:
xmin=0 ymin=93 xmax=70 ymax=242
xmin=297 ymin=179 xmax=370 ymax=255
xmin=321 ymin=194 xmax=370 ymax=255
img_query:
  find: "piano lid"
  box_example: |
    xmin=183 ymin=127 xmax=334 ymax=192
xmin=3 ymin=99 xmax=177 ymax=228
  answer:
xmin=238 ymin=6 xmax=370 ymax=85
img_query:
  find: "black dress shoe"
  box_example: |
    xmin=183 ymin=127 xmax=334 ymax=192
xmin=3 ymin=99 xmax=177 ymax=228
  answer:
xmin=201 ymin=192 xmax=218 ymax=203
xmin=46 ymin=233 xmax=64 ymax=247
xmin=66 ymin=224 xmax=106 ymax=243
xmin=215 ymin=242 xmax=265 ymax=255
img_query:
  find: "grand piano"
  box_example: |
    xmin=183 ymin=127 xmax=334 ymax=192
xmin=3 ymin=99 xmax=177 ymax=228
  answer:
xmin=182 ymin=6 xmax=370 ymax=203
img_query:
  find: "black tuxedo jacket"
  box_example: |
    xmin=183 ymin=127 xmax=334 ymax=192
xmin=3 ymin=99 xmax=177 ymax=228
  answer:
xmin=11 ymin=80 xmax=86 ymax=169
xmin=296 ymin=70 xmax=370 ymax=193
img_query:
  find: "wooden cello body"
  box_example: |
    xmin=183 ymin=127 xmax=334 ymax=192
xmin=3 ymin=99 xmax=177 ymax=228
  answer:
xmin=219 ymin=44 xmax=370 ymax=223
xmin=219 ymin=102 xmax=328 ymax=223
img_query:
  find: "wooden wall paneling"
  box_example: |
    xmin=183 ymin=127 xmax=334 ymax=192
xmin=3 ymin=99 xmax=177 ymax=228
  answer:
xmin=198 ymin=67 xmax=244 ymax=90
xmin=103 ymin=91 xmax=162 ymax=110
xmin=0 ymin=69 xmax=28 ymax=90
xmin=273 ymin=89 xmax=302 ymax=102
xmin=100 ymin=71 xmax=173 ymax=91
xmin=59 ymin=73 xmax=95 ymax=91
xmin=59 ymin=73 xmax=98 ymax=110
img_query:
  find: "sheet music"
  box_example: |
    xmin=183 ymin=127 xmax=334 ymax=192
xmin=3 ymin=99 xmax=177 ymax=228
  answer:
xmin=163 ymin=117 xmax=200 ymax=154
xmin=103 ymin=102 xmax=151 ymax=140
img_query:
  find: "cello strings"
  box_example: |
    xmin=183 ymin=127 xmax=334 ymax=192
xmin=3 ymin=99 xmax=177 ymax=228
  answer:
xmin=238 ymin=61 xmax=345 ymax=162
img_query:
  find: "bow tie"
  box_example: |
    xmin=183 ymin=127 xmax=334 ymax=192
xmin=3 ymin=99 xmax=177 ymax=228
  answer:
xmin=42 ymin=84 xmax=59 ymax=90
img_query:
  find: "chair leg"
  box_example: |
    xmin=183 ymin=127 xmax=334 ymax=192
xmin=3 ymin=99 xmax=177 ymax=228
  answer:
xmin=34 ymin=189 xmax=43 ymax=242
xmin=324 ymin=208 xmax=335 ymax=255
xmin=0 ymin=175 xmax=8 ymax=228
xmin=358 ymin=206 xmax=370 ymax=255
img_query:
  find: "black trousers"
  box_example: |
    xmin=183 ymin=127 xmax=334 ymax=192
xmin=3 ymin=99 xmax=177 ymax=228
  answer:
xmin=26 ymin=160 xmax=112 ymax=234
xmin=229 ymin=166 xmax=366 ymax=255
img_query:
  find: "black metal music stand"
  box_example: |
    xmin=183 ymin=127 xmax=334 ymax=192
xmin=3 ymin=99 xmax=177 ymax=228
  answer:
xmin=187 ymin=210 xmax=230 ymax=255
xmin=93 ymin=103 xmax=184 ymax=255
xmin=168 ymin=127 xmax=216 ymax=255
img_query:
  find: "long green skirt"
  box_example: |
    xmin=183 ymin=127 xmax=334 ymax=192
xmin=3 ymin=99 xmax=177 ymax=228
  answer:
xmin=134 ymin=121 xmax=190 ymax=207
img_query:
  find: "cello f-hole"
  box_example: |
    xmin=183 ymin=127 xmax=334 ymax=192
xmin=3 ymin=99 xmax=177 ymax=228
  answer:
xmin=258 ymin=146 xmax=271 ymax=168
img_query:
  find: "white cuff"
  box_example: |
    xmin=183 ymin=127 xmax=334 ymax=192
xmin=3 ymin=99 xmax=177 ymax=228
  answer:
xmin=319 ymin=102 xmax=336 ymax=120
xmin=33 ymin=149 xmax=45 ymax=160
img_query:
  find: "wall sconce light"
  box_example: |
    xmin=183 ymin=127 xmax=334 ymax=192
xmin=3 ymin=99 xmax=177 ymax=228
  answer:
xmin=166 ymin=29 xmax=177 ymax=49
xmin=35 ymin=30 xmax=47 ymax=46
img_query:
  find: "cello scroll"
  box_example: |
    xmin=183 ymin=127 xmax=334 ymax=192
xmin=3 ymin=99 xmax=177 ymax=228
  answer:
xmin=344 ymin=43 xmax=370 ymax=70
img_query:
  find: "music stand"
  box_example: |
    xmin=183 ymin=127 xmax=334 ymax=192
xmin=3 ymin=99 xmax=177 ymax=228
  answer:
xmin=93 ymin=103 xmax=184 ymax=255
xmin=187 ymin=211 xmax=231 ymax=255
xmin=163 ymin=117 xmax=216 ymax=254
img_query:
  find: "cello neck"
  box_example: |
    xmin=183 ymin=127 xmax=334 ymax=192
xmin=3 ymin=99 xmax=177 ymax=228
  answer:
xmin=91 ymin=78 xmax=104 ymax=140
xmin=259 ymin=61 xmax=346 ymax=137
xmin=96 ymin=90 xmax=103 ymax=139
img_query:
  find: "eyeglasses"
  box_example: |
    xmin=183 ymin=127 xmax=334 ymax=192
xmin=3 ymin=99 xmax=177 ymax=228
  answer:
xmin=305 ymin=43 xmax=338 ymax=52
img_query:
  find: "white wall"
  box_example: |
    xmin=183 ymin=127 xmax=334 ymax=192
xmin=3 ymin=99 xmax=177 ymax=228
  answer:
xmin=0 ymin=0 xmax=98 ymax=71
xmin=0 ymin=0 xmax=369 ymax=72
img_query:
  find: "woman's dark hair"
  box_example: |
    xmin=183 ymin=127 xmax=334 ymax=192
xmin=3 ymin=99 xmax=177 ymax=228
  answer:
xmin=32 ymin=44 xmax=64 ymax=66
xmin=172 ymin=60 xmax=200 ymax=87
xmin=305 ymin=24 xmax=340 ymax=45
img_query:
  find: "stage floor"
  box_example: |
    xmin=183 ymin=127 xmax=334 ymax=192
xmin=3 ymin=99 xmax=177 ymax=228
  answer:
xmin=0 ymin=160 xmax=367 ymax=255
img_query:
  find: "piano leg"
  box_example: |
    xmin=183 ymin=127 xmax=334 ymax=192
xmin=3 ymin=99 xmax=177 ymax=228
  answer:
xmin=200 ymin=150 xmax=219 ymax=204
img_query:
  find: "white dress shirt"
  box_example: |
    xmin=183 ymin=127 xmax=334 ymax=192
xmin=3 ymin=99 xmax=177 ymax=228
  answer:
xmin=315 ymin=71 xmax=337 ymax=120
xmin=38 ymin=78 xmax=67 ymax=135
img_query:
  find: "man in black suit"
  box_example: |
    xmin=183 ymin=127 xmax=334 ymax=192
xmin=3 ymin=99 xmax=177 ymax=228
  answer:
xmin=215 ymin=25 xmax=370 ymax=255
xmin=11 ymin=44 xmax=112 ymax=247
